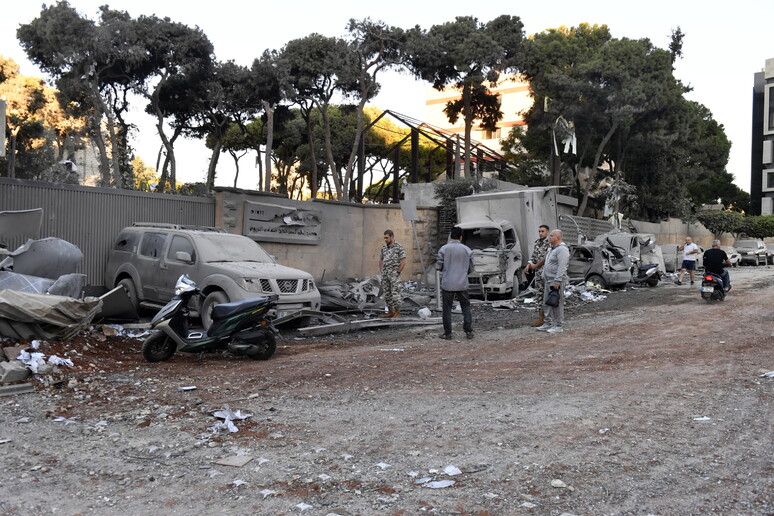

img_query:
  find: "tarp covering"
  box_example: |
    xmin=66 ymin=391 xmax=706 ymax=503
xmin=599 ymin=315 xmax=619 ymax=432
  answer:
xmin=0 ymin=289 xmax=101 ymax=340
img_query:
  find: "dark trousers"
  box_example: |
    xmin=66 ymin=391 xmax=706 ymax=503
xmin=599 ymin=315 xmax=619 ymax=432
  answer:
xmin=441 ymin=289 xmax=472 ymax=336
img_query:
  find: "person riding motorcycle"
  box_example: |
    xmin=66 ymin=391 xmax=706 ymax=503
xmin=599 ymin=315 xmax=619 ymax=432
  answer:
xmin=703 ymin=240 xmax=732 ymax=292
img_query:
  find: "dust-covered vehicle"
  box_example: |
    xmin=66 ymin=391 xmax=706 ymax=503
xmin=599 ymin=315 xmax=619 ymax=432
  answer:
xmin=104 ymin=223 xmax=320 ymax=328
xmin=733 ymin=239 xmax=767 ymax=266
xmin=567 ymin=243 xmax=632 ymax=289
xmin=455 ymin=221 xmax=523 ymax=298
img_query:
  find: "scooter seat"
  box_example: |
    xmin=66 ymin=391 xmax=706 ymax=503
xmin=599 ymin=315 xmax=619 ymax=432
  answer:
xmin=211 ymin=296 xmax=276 ymax=320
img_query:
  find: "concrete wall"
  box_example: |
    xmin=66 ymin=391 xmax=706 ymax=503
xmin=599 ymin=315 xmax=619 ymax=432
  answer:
xmin=215 ymin=188 xmax=439 ymax=282
xmin=629 ymin=218 xmax=735 ymax=247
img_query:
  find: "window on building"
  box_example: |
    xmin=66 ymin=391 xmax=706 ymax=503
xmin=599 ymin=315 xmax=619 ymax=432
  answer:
xmin=483 ymin=128 xmax=501 ymax=140
xmin=766 ymin=84 xmax=774 ymax=135
xmin=766 ymin=170 xmax=774 ymax=191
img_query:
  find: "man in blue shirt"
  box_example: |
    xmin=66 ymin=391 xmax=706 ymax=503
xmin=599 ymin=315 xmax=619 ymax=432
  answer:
xmin=436 ymin=226 xmax=474 ymax=340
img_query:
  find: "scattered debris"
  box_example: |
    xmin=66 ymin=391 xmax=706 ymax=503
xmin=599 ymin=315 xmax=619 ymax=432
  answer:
xmin=425 ymin=480 xmax=455 ymax=489
xmin=0 ymin=383 xmax=35 ymax=396
xmin=215 ymin=455 xmax=254 ymax=468
xmin=551 ymin=478 xmax=575 ymax=491
xmin=693 ymin=416 xmax=711 ymax=421
xmin=443 ymin=465 xmax=462 ymax=476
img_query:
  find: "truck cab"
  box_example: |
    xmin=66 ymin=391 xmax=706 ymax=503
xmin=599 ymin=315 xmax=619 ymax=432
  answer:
xmin=455 ymin=220 xmax=522 ymax=298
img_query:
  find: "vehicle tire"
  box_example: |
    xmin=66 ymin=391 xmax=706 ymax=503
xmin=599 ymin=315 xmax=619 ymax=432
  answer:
xmin=247 ymin=332 xmax=276 ymax=361
xmin=201 ymin=290 xmax=229 ymax=330
xmin=586 ymin=274 xmax=607 ymax=289
xmin=646 ymin=276 xmax=659 ymax=288
xmin=142 ymin=332 xmax=176 ymax=362
xmin=509 ymin=273 xmax=520 ymax=299
xmin=118 ymin=278 xmax=139 ymax=313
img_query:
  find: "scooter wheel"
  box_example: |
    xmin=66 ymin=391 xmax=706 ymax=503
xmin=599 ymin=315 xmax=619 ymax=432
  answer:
xmin=247 ymin=332 xmax=276 ymax=361
xmin=142 ymin=332 xmax=176 ymax=362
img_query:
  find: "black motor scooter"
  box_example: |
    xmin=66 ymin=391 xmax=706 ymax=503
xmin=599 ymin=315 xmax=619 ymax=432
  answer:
xmin=142 ymin=275 xmax=279 ymax=362
xmin=629 ymin=258 xmax=660 ymax=287
xmin=700 ymin=272 xmax=726 ymax=303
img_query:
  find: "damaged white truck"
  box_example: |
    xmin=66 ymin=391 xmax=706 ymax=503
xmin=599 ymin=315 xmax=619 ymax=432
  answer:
xmin=453 ymin=187 xmax=567 ymax=298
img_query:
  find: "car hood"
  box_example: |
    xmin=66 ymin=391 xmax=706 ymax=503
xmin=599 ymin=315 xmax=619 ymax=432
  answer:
xmin=205 ymin=261 xmax=313 ymax=280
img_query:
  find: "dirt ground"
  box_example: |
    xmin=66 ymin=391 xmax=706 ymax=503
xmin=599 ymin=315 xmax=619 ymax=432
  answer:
xmin=1 ymin=265 xmax=774 ymax=516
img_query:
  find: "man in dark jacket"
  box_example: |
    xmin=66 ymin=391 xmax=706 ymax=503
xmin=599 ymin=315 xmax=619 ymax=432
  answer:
xmin=703 ymin=240 xmax=731 ymax=291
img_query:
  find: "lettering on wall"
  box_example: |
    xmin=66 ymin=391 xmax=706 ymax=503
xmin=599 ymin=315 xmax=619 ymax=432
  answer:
xmin=243 ymin=201 xmax=321 ymax=244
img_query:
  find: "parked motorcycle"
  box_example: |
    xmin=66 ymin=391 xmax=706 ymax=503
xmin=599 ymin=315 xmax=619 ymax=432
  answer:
xmin=630 ymin=258 xmax=660 ymax=287
xmin=142 ymin=275 xmax=279 ymax=362
xmin=700 ymin=272 xmax=726 ymax=303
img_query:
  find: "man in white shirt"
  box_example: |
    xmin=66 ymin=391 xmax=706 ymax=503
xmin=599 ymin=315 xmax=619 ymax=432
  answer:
xmin=676 ymin=236 xmax=699 ymax=285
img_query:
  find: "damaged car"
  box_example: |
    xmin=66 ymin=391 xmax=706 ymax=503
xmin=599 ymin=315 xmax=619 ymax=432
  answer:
xmin=455 ymin=221 xmax=523 ymax=298
xmin=104 ymin=224 xmax=321 ymax=328
xmin=567 ymin=243 xmax=632 ymax=290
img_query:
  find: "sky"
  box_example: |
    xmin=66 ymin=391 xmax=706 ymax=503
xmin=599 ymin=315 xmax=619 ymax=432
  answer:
xmin=1 ymin=0 xmax=771 ymax=192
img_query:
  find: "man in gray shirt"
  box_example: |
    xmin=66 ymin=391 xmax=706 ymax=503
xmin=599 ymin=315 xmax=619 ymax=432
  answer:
xmin=537 ymin=229 xmax=570 ymax=333
xmin=436 ymin=226 xmax=474 ymax=340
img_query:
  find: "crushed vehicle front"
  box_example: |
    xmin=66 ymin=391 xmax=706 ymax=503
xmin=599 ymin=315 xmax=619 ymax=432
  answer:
xmin=455 ymin=221 xmax=522 ymax=296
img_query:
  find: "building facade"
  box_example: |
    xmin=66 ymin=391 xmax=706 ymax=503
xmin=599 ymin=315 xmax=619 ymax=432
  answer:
xmin=752 ymin=58 xmax=774 ymax=215
xmin=424 ymin=74 xmax=532 ymax=156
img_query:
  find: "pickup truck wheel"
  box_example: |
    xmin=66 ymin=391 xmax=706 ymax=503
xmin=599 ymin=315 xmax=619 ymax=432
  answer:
xmin=117 ymin=278 xmax=138 ymax=313
xmin=201 ymin=291 xmax=229 ymax=330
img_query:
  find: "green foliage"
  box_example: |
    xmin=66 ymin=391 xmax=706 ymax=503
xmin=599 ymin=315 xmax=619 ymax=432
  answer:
xmin=695 ymin=210 xmax=744 ymax=238
xmin=517 ymin=24 xmax=735 ymax=221
xmin=738 ymin=215 xmax=774 ymax=239
xmin=407 ymin=15 xmax=525 ymax=178
xmin=433 ymin=178 xmax=499 ymax=223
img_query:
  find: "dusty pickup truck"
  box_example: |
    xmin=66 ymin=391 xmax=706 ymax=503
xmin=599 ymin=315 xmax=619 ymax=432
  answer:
xmin=455 ymin=220 xmax=523 ymax=298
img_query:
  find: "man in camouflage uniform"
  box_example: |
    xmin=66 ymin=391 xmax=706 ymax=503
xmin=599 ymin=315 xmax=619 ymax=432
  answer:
xmin=379 ymin=229 xmax=406 ymax=318
xmin=523 ymin=224 xmax=551 ymax=327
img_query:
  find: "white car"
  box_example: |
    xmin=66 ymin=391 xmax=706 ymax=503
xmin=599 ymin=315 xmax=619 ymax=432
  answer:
xmin=721 ymin=246 xmax=740 ymax=267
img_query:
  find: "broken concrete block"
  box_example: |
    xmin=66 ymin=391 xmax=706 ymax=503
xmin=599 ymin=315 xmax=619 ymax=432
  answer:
xmin=3 ymin=346 xmax=25 ymax=361
xmin=0 ymin=361 xmax=31 ymax=383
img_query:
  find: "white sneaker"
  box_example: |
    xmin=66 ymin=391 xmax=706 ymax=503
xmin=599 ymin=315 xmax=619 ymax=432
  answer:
xmin=536 ymin=323 xmax=552 ymax=331
xmin=547 ymin=326 xmax=564 ymax=333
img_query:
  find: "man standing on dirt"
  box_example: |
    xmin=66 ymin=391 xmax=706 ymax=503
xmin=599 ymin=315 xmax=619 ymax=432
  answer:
xmin=523 ymin=224 xmax=551 ymax=327
xmin=537 ymin=229 xmax=569 ymax=334
xmin=436 ymin=226 xmax=474 ymax=340
xmin=703 ymin=240 xmax=732 ymax=291
xmin=676 ymin=236 xmax=700 ymax=285
xmin=379 ymin=229 xmax=406 ymax=318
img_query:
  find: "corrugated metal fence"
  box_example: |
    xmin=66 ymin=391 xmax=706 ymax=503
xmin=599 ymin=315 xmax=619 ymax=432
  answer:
xmin=0 ymin=178 xmax=215 ymax=289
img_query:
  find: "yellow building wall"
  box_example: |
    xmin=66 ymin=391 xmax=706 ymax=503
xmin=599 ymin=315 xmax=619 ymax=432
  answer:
xmin=424 ymin=74 xmax=532 ymax=152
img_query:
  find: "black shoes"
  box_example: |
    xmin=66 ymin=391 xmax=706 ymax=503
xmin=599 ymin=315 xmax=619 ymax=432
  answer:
xmin=465 ymin=332 xmax=474 ymax=340
xmin=440 ymin=334 xmax=452 ymax=340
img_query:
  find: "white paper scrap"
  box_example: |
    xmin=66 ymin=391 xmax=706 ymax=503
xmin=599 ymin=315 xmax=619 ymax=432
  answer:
xmin=444 ymin=465 xmax=462 ymax=476
xmin=426 ymin=480 xmax=455 ymax=488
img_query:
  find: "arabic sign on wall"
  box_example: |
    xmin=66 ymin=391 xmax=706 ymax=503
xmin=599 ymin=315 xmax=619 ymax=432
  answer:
xmin=243 ymin=201 xmax=321 ymax=244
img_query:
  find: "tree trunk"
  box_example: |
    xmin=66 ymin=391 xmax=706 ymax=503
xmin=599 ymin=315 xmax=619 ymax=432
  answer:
xmin=462 ymin=83 xmax=473 ymax=179
xmin=89 ymin=112 xmax=112 ymax=187
xmin=262 ymin=100 xmax=274 ymax=193
xmin=577 ymin=120 xmax=618 ymax=217
xmin=206 ymin=140 xmax=222 ymax=193
xmin=319 ymin=105 xmax=342 ymax=200
xmin=302 ymin=105 xmax=319 ymax=199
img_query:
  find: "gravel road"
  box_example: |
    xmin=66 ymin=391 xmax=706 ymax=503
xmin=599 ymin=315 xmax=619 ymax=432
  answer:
xmin=1 ymin=265 xmax=773 ymax=515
